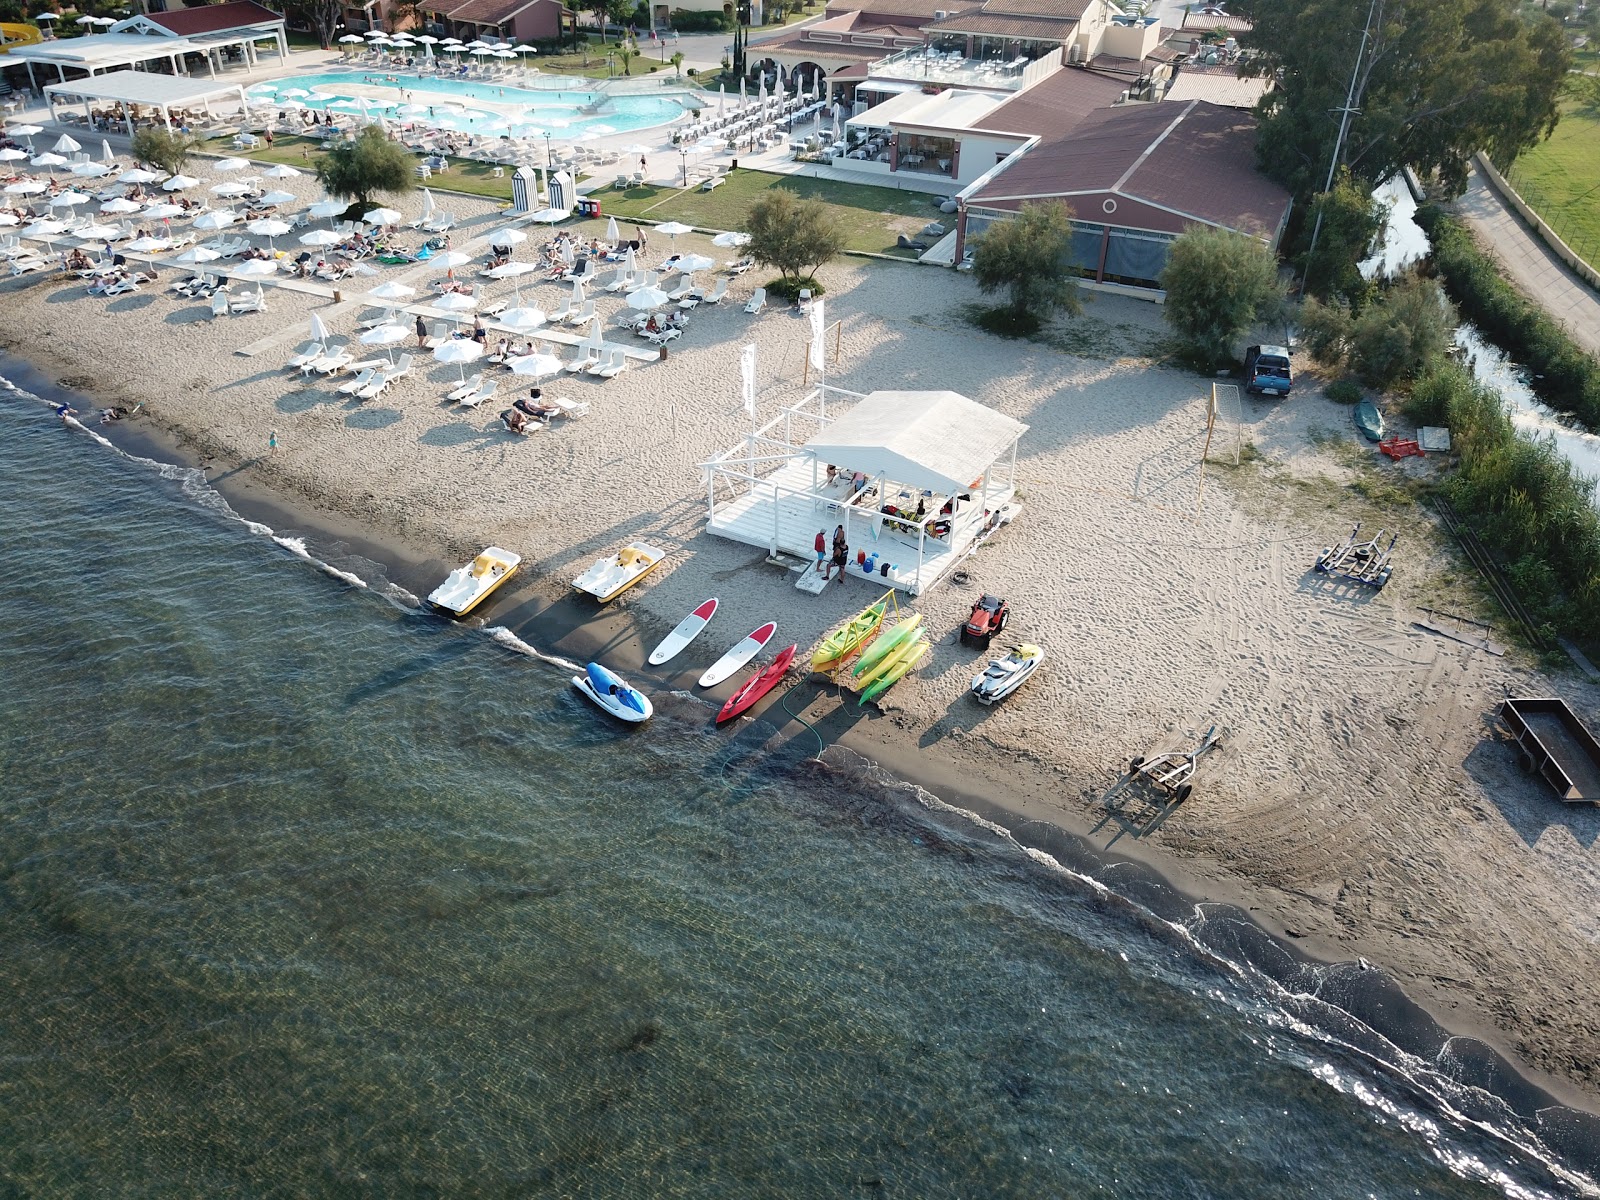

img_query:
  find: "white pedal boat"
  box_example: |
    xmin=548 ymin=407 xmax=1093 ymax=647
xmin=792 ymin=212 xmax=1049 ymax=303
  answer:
xmin=970 ymin=643 xmax=1043 ymax=705
xmin=572 ymin=541 xmax=665 ymax=602
xmin=572 ymin=661 xmax=653 ymax=723
xmin=427 ymin=546 xmax=521 ymax=615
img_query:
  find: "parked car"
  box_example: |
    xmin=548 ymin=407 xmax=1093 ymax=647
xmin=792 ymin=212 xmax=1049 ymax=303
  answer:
xmin=1243 ymin=344 xmax=1294 ymax=397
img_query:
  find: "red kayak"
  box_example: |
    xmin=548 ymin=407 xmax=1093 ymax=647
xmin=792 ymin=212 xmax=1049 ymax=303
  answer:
xmin=716 ymin=644 xmax=798 ymax=724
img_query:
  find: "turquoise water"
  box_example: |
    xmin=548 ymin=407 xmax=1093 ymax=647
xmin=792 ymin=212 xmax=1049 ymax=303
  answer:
xmin=248 ymin=72 xmax=690 ymax=138
xmin=1 ymin=369 xmax=1596 ymax=1197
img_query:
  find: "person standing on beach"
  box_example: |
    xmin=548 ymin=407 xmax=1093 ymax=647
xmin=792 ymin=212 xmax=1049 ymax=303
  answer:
xmin=268 ymin=430 xmax=278 ymax=455
xmin=415 ymin=312 xmax=428 ymax=346
xmin=815 ymin=529 xmax=828 ymax=576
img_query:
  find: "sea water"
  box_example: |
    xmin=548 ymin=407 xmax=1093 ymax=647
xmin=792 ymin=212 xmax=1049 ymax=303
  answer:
xmin=1 ymin=371 xmax=1595 ymax=1197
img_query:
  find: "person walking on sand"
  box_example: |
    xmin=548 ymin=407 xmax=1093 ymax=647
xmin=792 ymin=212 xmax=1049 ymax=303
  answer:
xmin=268 ymin=430 xmax=278 ymax=455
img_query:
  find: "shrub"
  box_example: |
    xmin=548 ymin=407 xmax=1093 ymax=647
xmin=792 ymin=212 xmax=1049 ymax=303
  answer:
xmin=1297 ymin=296 xmax=1353 ymax=366
xmin=1159 ymin=225 xmax=1287 ymax=369
xmin=130 ymin=127 xmax=198 ymax=176
xmin=1325 ymin=379 xmax=1363 ymax=404
xmin=313 ymin=125 xmax=415 ymax=213
xmin=970 ymin=200 xmax=1082 ymax=334
xmin=746 ymin=190 xmax=844 ymax=287
xmin=1415 ymin=204 xmax=1600 ymax=428
xmin=765 ymin=276 xmax=825 ymax=302
xmin=1347 ymin=275 xmax=1456 ymax=390
xmin=670 ymin=7 xmax=732 ymax=31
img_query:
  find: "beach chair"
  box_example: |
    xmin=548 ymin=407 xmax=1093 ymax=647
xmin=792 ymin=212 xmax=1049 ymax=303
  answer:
xmin=457 ymin=378 xmax=497 ymax=408
xmin=565 ymin=343 xmax=601 ymax=373
xmin=387 ymin=353 xmax=414 ymax=383
xmin=726 ymin=256 xmax=755 ymax=275
xmin=356 ymin=367 xmax=397 ymax=401
xmin=421 ymin=212 xmax=456 ymax=233
xmin=565 ymin=299 xmax=595 ymax=327
xmin=422 ymin=322 xmax=454 ymax=349
xmin=641 ymin=326 xmax=680 ymax=347
xmin=593 ymin=349 xmax=627 ymax=380
xmin=744 ymin=287 xmax=766 ymax=315
xmin=210 ymin=290 xmax=230 ymax=318
xmin=667 ymin=278 xmax=696 ymax=302
xmin=551 ymin=397 xmax=589 ymax=419
xmin=337 ymin=367 xmax=379 ymax=396
xmin=547 ymin=296 xmax=575 ymax=322
xmin=702 ymin=277 xmax=728 ymax=305
xmin=445 ymin=372 xmax=483 ymax=402
xmin=700 ymin=174 xmax=724 ymax=192
xmin=797 ymin=288 xmax=813 ymax=313
xmin=285 ymin=341 xmax=324 ymax=369
xmin=229 ymin=288 xmax=267 ymax=315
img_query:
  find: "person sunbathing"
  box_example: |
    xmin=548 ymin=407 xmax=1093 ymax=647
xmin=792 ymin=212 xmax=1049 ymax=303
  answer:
xmin=500 ymin=408 xmax=528 ymax=434
xmin=514 ymin=396 xmax=558 ymax=420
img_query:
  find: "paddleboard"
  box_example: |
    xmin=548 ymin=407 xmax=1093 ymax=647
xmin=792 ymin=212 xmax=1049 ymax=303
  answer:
xmin=648 ymin=597 xmax=718 ymax=665
xmin=717 ymin=644 xmax=798 ymax=723
xmin=699 ymin=621 xmax=777 ymax=688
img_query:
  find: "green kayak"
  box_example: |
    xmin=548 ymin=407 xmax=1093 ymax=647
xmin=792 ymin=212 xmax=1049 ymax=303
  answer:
xmin=1354 ymin=397 xmax=1385 ymax=441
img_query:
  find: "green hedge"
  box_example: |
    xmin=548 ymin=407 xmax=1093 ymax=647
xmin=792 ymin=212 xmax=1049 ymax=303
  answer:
xmin=667 ymin=8 xmax=733 ymax=31
xmin=1405 ymin=362 xmax=1600 ymax=646
xmin=1415 ymin=204 xmax=1600 ymax=429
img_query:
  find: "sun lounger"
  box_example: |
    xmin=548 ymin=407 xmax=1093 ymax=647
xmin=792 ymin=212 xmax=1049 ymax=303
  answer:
xmin=457 ymin=378 xmax=497 ymax=408
xmin=726 ymin=256 xmax=755 ymax=275
xmin=210 ymin=290 xmax=230 ymax=318
xmin=423 ymin=321 xmax=454 ymax=349
xmin=421 ymin=212 xmax=456 ymax=233
xmin=585 ymin=348 xmax=626 ymax=379
xmin=702 ymin=277 xmax=728 ymax=305
xmin=229 ymin=288 xmax=267 ymax=315
xmin=311 ymin=350 xmax=354 ymax=374
xmin=551 ymin=396 xmax=589 ymax=419
xmin=10 ymin=257 xmax=49 ymax=276
xmin=446 ymin=372 xmax=483 ymax=401
xmin=744 ymin=287 xmax=766 ymax=315
xmin=356 ymin=368 xmax=397 ymax=400
xmin=565 ymin=299 xmax=595 ymax=326
xmin=337 ymin=367 xmax=379 ymax=396
xmin=565 ymin=344 xmax=601 ymax=373
xmin=284 ymin=340 xmax=324 ymax=369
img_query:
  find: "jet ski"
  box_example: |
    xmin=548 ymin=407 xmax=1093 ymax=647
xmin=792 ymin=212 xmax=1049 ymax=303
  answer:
xmin=970 ymin=643 xmax=1043 ymax=706
xmin=572 ymin=661 xmax=653 ymax=723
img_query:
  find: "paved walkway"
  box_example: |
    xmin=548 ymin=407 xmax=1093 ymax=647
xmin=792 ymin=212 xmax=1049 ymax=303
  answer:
xmin=1455 ymin=163 xmax=1600 ymax=357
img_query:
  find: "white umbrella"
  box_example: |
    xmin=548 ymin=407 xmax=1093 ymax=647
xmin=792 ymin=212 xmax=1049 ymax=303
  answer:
xmin=309 ymin=199 xmax=346 ymax=224
xmin=360 ymin=322 xmax=410 ymax=362
xmin=142 ymin=203 xmax=184 ymax=220
xmin=51 ymin=133 xmax=81 ymax=154
xmin=300 ymin=229 xmax=341 ymax=246
xmin=508 ymin=352 xmax=562 ymax=378
xmin=429 ymin=250 xmax=473 ymax=271
xmin=369 ymin=280 xmax=416 ymax=301
xmin=497 ymin=306 xmax=546 ymax=331
xmin=718 ymin=84 xmax=726 ymax=116
xmin=310 ymin=311 xmax=331 ymax=344
xmin=4 ymin=180 xmax=47 ymax=195
xmin=49 ymin=191 xmax=92 ymax=208
xmin=22 ymin=218 xmax=66 ymax=236
xmin=100 ymin=139 xmax=116 ymax=165
xmin=488 ymin=226 xmax=528 ymax=246
xmin=416 ymin=34 xmax=438 ymax=44
xmin=442 ymin=44 xmax=466 ymax=54
xmin=418 ymin=188 xmax=436 ymax=222
xmin=118 ymin=168 xmax=160 ymax=183
xmin=363 ymin=206 xmax=401 ymax=226
xmin=712 ymin=230 xmax=751 ymax=248
xmin=175 ymin=246 xmax=223 ymax=265
xmin=364 ymin=27 xmax=387 ymax=37
xmin=338 ymin=33 xmax=364 ymax=42
xmin=233 ymin=258 xmax=279 ymax=278
xmin=465 ymin=39 xmax=488 ymax=48
xmin=70 ymin=161 xmax=110 ymax=177
xmin=211 ymin=181 xmax=252 ymax=197
xmin=279 ymin=88 xmax=310 ymax=99
xmin=248 ymin=218 xmax=291 ymax=247
xmin=32 ymin=153 xmax=68 ymax=170
xmin=676 ymin=253 xmax=716 ymax=273
xmin=258 ymin=190 xmax=297 ymax=208
xmin=100 ymin=196 xmax=142 ymax=214
xmin=194 ymin=210 xmax=238 ymax=230
xmin=72 ymin=222 xmax=118 ymax=241
xmin=626 ymin=285 xmax=670 ymax=310
xmin=434 ymin=292 xmax=477 ymax=312
xmin=605 ymin=215 xmax=620 ymax=243
xmin=163 ymin=174 xmax=199 ymax=191
xmin=440 ymin=36 xmax=462 ymax=44
xmin=433 ymin=338 xmax=482 ymax=382
xmin=124 ymin=236 xmax=169 ymax=252
xmin=264 ymin=164 xmax=302 ymax=179
xmin=214 ymin=156 xmax=250 ymax=173
xmin=0 ymin=148 xmax=26 ymax=161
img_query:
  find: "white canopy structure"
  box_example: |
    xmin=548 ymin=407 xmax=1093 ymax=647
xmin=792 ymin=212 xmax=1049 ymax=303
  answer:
xmin=704 ymin=386 xmax=1027 ymax=595
xmin=43 ymin=73 xmax=251 ymax=137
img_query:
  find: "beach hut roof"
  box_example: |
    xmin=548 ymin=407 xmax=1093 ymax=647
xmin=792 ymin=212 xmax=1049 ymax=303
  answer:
xmin=803 ymin=390 xmax=1027 ymax=495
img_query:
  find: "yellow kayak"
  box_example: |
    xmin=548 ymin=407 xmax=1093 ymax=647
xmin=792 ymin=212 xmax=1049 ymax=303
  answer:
xmin=855 ymin=629 xmax=925 ymax=690
xmin=811 ymin=591 xmax=891 ymax=671
xmin=861 ymin=641 xmax=929 ymax=705
xmin=852 ymin=613 xmax=923 ymax=679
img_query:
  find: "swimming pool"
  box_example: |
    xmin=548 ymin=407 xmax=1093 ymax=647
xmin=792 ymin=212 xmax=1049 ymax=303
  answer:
xmin=246 ymin=71 xmax=692 ymax=139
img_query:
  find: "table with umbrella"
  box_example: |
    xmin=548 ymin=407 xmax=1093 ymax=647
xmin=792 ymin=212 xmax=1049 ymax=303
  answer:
xmin=359 ymin=322 xmax=410 ymax=363
xmin=433 ymin=338 xmax=482 ymax=384
xmin=247 ymin=218 xmax=291 ymax=249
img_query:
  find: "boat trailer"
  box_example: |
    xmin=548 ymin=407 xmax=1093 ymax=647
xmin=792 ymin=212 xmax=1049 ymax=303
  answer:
xmin=1315 ymin=523 xmax=1397 ymax=589
xmin=1097 ymin=726 xmax=1222 ymax=843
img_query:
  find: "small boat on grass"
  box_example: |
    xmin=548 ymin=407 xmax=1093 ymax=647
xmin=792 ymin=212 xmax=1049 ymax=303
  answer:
xmin=1354 ymin=397 xmax=1385 ymax=441
xmin=811 ymin=590 xmax=891 ymax=672
xmin=648 ymin=597 xmax=718 ymax=665
xmin=970 ymin=644 xmax=1044 ymax=705
xmin=427 ymin=546 xmax=520 ymax=616
xmin=571 ymin=661 xmax=652 ymax=723
xmin=860 ymin=640 xmax=928 ymax=706
xmin=573 ymin=541 xmax=666 ymax=602
xmin=717 ymin=644 xmax=798 ymax=723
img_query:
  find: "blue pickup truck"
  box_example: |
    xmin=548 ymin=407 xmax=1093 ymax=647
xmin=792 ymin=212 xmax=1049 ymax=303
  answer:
xmin=1243 ymin=345 xmax=1294 ymax=397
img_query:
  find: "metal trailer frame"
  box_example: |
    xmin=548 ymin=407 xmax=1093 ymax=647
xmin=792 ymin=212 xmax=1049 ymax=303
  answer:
xmin=1314 ymin=522 xmax=1397 ymax=589
xmin=1498 ymin=697 xmax=1600 ymax=803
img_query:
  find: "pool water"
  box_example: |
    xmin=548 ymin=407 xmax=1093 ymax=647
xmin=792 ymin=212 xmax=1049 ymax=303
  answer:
xmin=247 ymin=71 xmax=691 ymax=139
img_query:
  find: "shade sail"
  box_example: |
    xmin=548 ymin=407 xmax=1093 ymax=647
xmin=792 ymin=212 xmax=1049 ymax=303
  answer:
xmin=802 ymin=390 xmax=1028 ymax=495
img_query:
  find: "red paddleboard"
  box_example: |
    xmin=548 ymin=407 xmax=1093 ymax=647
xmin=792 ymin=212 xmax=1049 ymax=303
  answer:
xmin=698 ymin=621 xmax=777 ymax=688
xmin=716 ymin=644 xmax=798 ymax=723
xmin=648 ymin=597 xmax=718 ymax=665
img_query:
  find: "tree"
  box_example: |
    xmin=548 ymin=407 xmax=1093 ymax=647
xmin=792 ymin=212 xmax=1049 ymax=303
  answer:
xmin=313 ymin=126 xmax=416 ymax=215
xmin=670 ymin=50 xmax=685 ymax=78
xmin=588 ymin=0 xmax=630 ymax=43
xmin=1243 ymin=0 xmax=1571 ymax=198
xmin=1348 ymin=274 xmax=1456 ymax=388
xmin=1297 ymin=296 xmax=1355 ymax=365
xmin=969 ymin=200 xmax=1082 ymax=335
xmin=283 ymin=0 xmax=342 ymax=49
xmin=130 ymin=127 xmax=198 ymax=177
xmin=1297 ymin=169 xmax=1384 ymax=309
xmin=1158 ymin=225 xmax=1287 ymax=367
xmin=616 ymin=35 xmax=638 ymax=74
xmin=744 ymin=189 xmax=844 ymax=290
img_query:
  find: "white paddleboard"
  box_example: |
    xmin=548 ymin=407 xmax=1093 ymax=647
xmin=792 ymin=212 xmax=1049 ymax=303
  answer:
xmin=698 ymin=621 xmax=777 ymax=688
xmin=648 ymin=597 xmax=719 ymax=665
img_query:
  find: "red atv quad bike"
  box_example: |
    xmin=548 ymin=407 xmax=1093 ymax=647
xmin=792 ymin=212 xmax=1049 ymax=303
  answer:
xmin=961 ymin=595 xmax=1009 ymax=649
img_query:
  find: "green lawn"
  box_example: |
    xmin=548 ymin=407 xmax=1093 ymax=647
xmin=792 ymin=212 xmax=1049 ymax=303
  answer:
xmin=595 ymin=169 xmax=936 ymax=257
xmin=205 ymin=133 xmax=519 ymax=203
xmin=1506 ymin=100 xmax=1600 ymax=266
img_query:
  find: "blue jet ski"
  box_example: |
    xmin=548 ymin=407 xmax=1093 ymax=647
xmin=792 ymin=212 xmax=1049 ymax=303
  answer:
xmin=571 ymin=661 xmax=653 ymax=723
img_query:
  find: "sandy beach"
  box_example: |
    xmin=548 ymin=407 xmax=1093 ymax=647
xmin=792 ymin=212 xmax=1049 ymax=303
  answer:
xmin=6 ymin=166 xmax=1600 ymax=1120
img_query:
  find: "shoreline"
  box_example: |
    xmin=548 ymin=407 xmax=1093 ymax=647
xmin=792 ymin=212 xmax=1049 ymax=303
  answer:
xmin=11 ymin=349 xmax=1600 ymax=1165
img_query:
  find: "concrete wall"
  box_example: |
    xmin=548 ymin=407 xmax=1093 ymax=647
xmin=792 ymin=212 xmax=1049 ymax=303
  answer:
xmin=1474 ymin=151 xmax=1600 ymax=292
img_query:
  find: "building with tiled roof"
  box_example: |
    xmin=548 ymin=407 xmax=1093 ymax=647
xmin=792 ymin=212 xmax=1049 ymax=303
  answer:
xmin=422 ymin=0 xmax=573 ymax=43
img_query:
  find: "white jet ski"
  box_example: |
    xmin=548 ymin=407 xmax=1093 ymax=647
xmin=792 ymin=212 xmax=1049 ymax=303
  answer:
xmin=970 ymin=643 xmax=1043 ymax=706
xmin=572 ymin=661 xmax=653 ymax=723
